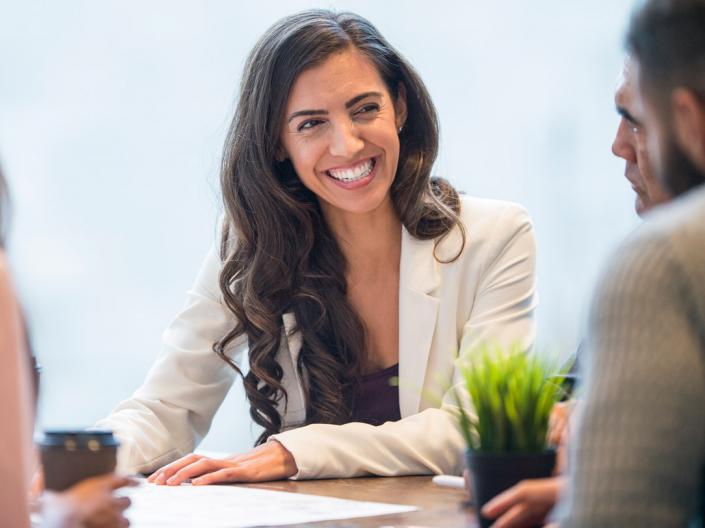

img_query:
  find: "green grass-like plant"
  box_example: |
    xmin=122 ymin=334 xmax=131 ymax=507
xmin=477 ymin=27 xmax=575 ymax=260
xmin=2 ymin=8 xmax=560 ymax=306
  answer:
xmin=454 ymin=344 xmax=567 ymax=453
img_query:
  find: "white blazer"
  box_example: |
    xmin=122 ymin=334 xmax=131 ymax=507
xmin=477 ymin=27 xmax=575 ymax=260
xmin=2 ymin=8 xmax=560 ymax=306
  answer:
xmin=97 ymin=195 xmax=537 ymax=478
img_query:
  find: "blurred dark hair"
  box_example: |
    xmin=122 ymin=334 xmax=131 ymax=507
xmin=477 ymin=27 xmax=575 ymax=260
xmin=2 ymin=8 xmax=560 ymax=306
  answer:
xmin=627 ymin=0 xmax=705 ymax=105
xmin=626 ymin=0 xmax=705 ymax=193
xmin=215 ymin=9 xmax=464 ymax=444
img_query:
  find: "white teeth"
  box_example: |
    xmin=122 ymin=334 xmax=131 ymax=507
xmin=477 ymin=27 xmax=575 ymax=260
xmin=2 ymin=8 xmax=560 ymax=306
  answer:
xmin=327 ymin=158 xmax=374 ymax=183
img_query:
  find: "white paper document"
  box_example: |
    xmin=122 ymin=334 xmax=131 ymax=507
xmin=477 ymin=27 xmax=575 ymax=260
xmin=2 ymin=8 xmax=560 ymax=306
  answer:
xmin=122 ymin=481 xmax=417 ymax=527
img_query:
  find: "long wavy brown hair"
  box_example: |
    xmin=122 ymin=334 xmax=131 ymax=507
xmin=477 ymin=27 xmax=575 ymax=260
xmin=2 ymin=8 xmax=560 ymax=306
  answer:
xmin=215 ymin=9 xmax=464 ymax=444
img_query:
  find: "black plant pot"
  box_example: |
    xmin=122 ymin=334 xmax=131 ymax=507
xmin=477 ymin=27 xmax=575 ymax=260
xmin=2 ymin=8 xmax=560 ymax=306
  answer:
xmin=466 ymin=449 xmax=556 ymax=528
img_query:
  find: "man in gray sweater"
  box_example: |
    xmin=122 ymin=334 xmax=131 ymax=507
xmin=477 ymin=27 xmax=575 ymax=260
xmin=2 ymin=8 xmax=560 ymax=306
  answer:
xmin=558 ymin=0 xmax=705 ymax=526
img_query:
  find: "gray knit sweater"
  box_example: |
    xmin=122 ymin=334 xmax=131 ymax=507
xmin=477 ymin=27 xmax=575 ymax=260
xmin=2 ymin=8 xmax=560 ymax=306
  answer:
xmin=558 ymin=185 xmax=705 ymax=527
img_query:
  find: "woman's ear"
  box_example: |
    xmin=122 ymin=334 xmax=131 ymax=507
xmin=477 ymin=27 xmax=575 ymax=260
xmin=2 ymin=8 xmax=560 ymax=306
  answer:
xmin=672 ymin=87 xmax=705 ymax=173
xmin=395 ymin=82 xmax=408 ymax=132
xmin=274 ymin=145 xmax=288 ymax=163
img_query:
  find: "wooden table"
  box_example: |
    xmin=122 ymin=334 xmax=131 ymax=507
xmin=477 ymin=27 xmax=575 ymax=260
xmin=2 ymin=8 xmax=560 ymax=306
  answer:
xmin=241 ymin=476 xmax=477 ymax=527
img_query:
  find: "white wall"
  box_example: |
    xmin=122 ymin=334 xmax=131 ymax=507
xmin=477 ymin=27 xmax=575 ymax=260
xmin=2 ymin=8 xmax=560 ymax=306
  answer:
xmin=0 ymin=0 xmax=637 ymax=453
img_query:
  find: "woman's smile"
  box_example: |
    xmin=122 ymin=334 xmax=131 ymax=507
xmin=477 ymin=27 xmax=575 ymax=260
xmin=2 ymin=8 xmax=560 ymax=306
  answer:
xmin=324 ymin=156 xmax=379 ymax=189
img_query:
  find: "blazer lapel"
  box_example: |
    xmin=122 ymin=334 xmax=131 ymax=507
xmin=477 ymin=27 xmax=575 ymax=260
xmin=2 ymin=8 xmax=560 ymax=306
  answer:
xmin=282 ymin=228 xmax=441 ymax=421
xmin=398 ymin=227 xmax=440 ymax=417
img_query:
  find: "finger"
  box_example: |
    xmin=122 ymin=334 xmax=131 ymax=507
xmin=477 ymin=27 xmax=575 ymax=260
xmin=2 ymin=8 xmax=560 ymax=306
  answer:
xmin=147 ymin=471 xmax=162 ymax=484
xmin=109 ymin=475 xmax=139 ymax=491
xmin=93 ymin=511 xmax=129 ymax=528
xmin=30 ymin=469 xmax=45 ymax=498
xmin=482 ymin=485 xmax=521 ymax=518
xmin=148 ymin=457 xmax=191 ymax=484
xmin=490 ymin=504 xmax=534 ymax=528
xmin=547 ymin=429 xmax=559 ymax=446
xmin=151 ymin=454 xmax=204 ymax=484
xmin=191 ymin=467 xmax=242 ymax=485
xmin=113 ymin=496 xmax=132 ymax=511
xmin=102 ymin=512 xmax=128 ymax=528
xmin=548 ymin=422 xmax=566 ymax=446
xmin=93 ymin=474 xmax=138 ymax=491
xmin=84 ymin=508 xmax=115 ymax=528
xmin=548 ymin=415 xmax=567 ymax=444
xmin=79 ymin=473 xmax=134 ymax=491
xmin=166 ymin=458 xmax=224 ymax=486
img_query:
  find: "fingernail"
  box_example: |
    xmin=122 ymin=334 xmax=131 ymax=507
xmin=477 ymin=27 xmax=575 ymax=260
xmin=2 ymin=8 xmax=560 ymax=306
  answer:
xmin=192 ymin=478 xmax=201 ymax=485
xmin=157 ymin=474 xmax=166 ymax=485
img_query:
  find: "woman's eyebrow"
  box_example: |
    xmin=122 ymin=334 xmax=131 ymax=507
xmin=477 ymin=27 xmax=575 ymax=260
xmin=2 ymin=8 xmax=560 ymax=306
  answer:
xmin=345 ymin=91 xmax=383 ymax=109
xmin=287 ymin=109 xmax=327 ymax=123
xmin=287 ymin=92 xmax=383 ymax=123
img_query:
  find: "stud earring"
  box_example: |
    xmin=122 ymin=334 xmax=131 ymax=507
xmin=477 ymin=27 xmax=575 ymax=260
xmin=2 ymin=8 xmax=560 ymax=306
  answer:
xmin=397 ymin=126 xmax=403 ymax=134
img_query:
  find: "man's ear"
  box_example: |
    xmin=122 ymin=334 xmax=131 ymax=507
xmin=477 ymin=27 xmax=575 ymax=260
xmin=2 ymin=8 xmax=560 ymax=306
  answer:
xmin=671 ymin=87 xmax=705 ymax=173
xmin=395 ymin=82 xmax=408 ymax=132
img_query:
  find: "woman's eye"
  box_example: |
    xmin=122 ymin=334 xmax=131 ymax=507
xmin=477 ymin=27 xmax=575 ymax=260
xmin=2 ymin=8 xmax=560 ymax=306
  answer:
xmin=297 ymin=119 xmax=323 ymax=132
xmin=355 ymin=103 xmax=380 ymax=116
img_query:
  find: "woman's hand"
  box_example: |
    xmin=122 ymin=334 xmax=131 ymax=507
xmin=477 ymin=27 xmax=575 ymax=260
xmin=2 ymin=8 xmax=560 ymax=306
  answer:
xmin=42 ymin=474 xmax=136 ymax=528
xmin=480 ymin=477 xmax=566 ymax=528
xmin=147 ymin=440 xmax=298 ymax=486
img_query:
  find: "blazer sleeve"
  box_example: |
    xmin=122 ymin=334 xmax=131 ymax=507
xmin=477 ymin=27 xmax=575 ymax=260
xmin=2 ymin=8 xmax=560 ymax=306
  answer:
xmin=271 ymin=204 xmax=537 ymax=479
xmin=95 ymin=245 xmax=246 ymax=474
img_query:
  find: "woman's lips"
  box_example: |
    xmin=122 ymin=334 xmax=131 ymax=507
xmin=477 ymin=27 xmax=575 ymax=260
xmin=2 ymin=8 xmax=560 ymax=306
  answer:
xmin=324 ymin=156 xmax=379 ymax=190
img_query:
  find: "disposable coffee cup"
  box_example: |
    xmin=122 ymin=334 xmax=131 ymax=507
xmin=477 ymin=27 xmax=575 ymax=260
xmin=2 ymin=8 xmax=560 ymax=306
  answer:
xmin=39 ymin=429 xmax=119 ymax=491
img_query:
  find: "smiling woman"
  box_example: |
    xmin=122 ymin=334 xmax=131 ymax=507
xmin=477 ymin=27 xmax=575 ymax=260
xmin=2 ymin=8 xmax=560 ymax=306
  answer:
xmin=96 ymin=9 xmax=538 ymax=485
xmin=281 ymin=52 xmax=405 ymax=213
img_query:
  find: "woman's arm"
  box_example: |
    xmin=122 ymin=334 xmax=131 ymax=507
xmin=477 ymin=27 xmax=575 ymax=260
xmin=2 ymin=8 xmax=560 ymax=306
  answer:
xmin=95 ymin=245 xmax=246 ymax=474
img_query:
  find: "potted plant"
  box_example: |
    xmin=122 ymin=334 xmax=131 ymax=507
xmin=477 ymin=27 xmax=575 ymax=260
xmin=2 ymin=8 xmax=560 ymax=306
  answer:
xmin=454 ymin=344 xmax=567 ymax=528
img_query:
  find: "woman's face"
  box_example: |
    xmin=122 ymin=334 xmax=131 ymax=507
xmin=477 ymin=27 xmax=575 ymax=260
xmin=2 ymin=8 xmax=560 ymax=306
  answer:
xmin=280 ymin=48 xmax=407 ymax=218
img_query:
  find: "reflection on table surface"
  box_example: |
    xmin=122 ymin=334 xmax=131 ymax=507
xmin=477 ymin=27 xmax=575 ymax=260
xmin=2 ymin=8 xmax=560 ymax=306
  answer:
xmin=239 ymin=475 xmax=475 ymax=527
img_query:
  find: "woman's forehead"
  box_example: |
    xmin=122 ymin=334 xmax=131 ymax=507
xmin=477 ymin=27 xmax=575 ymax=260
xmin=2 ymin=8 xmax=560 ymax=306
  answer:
xmin=285 ymin=49 xmax=388 ymax=111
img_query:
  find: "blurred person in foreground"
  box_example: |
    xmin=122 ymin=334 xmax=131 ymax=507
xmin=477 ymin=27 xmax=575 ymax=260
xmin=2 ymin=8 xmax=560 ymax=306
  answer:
xmin=477 ymin=50 xmax=674 ymax=528
xmin=0 ymin=167 xmax=134 ymax=528
xmin=556 ymin=0 xmax=705 ymax=525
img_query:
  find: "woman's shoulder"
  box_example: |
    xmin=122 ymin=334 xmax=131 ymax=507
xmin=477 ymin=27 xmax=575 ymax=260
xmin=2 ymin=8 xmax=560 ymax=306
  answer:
xmin=457 ymin=194 xmax=532 ymax=232
xmin=433 ymin=195 xmax=533 ymax=263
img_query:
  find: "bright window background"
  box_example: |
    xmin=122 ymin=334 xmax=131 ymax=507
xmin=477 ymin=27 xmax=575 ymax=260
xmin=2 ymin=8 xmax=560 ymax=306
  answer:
xmin=0 ymin=0 xmax=637 ymax=453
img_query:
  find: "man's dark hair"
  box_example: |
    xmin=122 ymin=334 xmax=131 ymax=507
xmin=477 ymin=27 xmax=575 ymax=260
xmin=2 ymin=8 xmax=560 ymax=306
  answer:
xmin=627 ymin=0 xmax=705 ymax=194
xmin=626 ymin=0 xmax=705 ymax=110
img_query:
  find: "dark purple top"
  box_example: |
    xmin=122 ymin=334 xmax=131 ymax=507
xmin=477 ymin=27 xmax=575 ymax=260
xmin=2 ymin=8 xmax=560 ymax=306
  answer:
xmin=351 ymin=363 xmax=401 ymax=426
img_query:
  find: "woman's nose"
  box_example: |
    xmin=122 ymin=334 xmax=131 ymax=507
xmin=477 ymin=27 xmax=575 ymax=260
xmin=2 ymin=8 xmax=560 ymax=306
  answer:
xmin=328 ymin=120 xmax=365 ymax=159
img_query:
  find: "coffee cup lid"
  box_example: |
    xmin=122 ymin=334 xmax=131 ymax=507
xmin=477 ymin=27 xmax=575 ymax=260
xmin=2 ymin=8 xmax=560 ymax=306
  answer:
xmin=39 ymin=429 xmax=120 ymax=449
